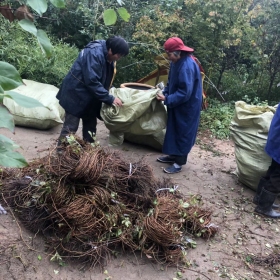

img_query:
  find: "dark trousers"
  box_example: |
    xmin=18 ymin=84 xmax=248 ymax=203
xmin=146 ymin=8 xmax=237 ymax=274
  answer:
xmin=264 ymin=159 xmax=280 ymax=193
xmin=171 ymin=155 xmax=188 ymax=166
xmin=59 ymin=112 xmax=97 ymax=143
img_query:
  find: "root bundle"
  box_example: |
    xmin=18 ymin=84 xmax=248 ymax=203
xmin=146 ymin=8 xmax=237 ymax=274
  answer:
xmin=2 ymin=137 xmax=218 ymax=267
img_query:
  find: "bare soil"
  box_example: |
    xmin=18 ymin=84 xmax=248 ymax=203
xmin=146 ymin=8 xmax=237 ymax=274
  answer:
xmin=1 ymin=122 xmax=280 ymax=280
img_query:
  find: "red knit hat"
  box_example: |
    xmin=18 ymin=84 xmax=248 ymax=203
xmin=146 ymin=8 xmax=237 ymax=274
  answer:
xmin=164 ymin=37 xmax=194 ymax=52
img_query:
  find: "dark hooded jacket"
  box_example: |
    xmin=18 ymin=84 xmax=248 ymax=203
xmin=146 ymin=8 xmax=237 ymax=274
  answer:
xmin=162 ymin=55 xmax=202 ymax=155
xmin=56 ymin=40 xmax=115 ymax=118
xmin=265 ymin=103 xmax=280 ymax=164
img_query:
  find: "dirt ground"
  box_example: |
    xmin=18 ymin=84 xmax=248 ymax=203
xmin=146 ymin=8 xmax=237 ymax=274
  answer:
xmin=0 ymin=121 xmax=280 ymax=280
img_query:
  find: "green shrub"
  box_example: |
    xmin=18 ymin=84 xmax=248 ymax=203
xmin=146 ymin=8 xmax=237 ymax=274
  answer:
xmin=199 ymin=99 xmax=235 ymax=139
xmin=113 ymin=48 xmax=157 ymax=86
xmin=218 ymin=70 xmax=257 ymax=101
xmin=210 ymin=67 xmax=279 ymax=103
xmin=0 ymin=16 xmax=78 ymax=87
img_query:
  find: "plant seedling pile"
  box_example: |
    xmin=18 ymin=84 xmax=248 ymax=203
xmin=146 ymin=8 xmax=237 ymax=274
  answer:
xmin=2 ymin=136 xmax=218 ymax=267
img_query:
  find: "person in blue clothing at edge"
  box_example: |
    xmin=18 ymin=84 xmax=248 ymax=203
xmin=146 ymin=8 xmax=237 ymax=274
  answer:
xmin=253 ymin=103 xmax=280 ymax=218
xmin=56 ymin=36 xmax=129 ymax=151
xmin=156 ymin=37 xmax=202 ymax=174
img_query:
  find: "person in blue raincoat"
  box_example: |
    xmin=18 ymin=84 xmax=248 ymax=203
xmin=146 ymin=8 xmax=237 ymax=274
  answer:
xmin=156 ymin=37 xmax=202 ymax=174
xmin=254 ymin=103 xmax=280 ymax=218
xmin=56 ymin=36 xmax=129 ymax=149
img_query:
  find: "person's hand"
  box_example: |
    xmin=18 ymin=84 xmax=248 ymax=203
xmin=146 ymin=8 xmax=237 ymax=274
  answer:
xmin=156 ymin=89 xmax=165 ymax=101
xmin=113 ymin=97 xmax=123 ymax=106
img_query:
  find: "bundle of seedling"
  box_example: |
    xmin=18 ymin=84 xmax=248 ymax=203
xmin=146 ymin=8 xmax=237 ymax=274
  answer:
xmin=2 ymin=136 xmax=218 ymax=267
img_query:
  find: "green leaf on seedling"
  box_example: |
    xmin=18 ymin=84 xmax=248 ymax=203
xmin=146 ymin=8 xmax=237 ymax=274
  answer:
xmin=50 ymin=0 xmax=65 ymax=8
xmin=0 ymin=62 xmax=23 ymax=92
xmin=117 ymin=7 xmax=130 ymax=22
xmin=37 ymin=29 xmax=53 ymax=58
xmin=18 ymin=19 xmax=37 ymax=36
xmin=182 ymin=202 xmax=189 ymax=208
xmin=103 ymin=9 xmax=117 ymax=25
xmin=245 ymin=255 xmax=252 ymax=263
xmin=27 ymin=0 xmax=48 ymax=16
xmin=177 ymin=271 xmax=183 ymax=278
xmin=18 ymin=20 xmax=53 ymax=57
xmin=0 ymin=105 xmax=14 ymax=132
xmin=0 ymin=135 xmax=28 ymax=167
xmin=5 ymin=91 xmax=46 ymax=108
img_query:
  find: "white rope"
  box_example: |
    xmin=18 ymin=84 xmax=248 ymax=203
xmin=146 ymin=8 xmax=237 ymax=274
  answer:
xmin=156 ymin=185 xmax=179 ymax=193
xmin=204 ymin=223 xmax=219 ymax=228
xmin=0 ymin=204 xmax=7 ymax=215
xmin=111 ymin=199 xmax=120 ymax=204
xmin=203 ymin=74 xmax=225 ymax=101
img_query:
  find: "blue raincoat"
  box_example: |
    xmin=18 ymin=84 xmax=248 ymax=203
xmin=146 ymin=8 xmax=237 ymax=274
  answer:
xmin=265 ymin=104 xmax=280 ymax=164
xmin=162 ymin=55 xmax=202 ymax=155
xmin=57 ymin=40 xmax=115 ymax=118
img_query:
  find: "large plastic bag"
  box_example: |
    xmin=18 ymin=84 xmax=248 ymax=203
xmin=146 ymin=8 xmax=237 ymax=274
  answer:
xmin=124 ymin=129 xmax=166 ymax=151
xmin=101 ymin=87 xmax=167 ymax=149
xmin=3 ymin=79 xmax=65 ymax=130
xmin=230 ymin=101 xmax=276 ymax=190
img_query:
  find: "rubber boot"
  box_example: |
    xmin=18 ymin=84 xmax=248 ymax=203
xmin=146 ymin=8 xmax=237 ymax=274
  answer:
xmin=254 ymin=188 xmax=280 ymax=218
xmin=253 ymin=177 xmax=279 ymax=208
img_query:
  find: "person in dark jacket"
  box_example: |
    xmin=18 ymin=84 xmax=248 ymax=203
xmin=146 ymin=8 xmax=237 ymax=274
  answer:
xmin=156 ymin=37 xmax=202 ymax=174
xmin=56 ymin=36 xmax=129 ymax=147
xmin=254 ymin=103 xmax=280 ymax=218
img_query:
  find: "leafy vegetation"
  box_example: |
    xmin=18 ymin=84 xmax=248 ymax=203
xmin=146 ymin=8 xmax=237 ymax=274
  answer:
xmin=1 ymin=0 xmax=280 ymax=102
xmin=1 ymin=0 xmax=280 ymax=167
xmin=0 ymin=0 xmax=68 ymax=168
xmin=0 ymin=0 xmax=130 ymax=167
xmin=0 ymin=17 xmax=78 ymax=87
xmin=36 ymin=0 xmax=131 ymax=47
xmin=0 ymin=61 xmax=47 ymax=167
xmin=199 ymin=99 xmax=235 ymax=140
xmin=198 ymin=93 xmax=274 ymax=141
